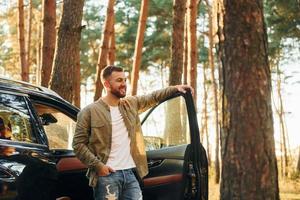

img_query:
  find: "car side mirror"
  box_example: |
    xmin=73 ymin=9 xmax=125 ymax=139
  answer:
xmin=40 ymin=113 xmax=57 ymax=125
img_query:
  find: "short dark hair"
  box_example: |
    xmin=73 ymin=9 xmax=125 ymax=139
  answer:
xmin=101 ymin=65 xmax=123 ymax=83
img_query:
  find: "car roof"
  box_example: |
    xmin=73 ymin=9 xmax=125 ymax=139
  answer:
xmin=0 ymin=77 xmax=79 ymax=120
xmin=0 ymin=76 xmax=65 ymax=101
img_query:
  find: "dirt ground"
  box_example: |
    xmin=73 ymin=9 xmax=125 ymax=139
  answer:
xmin=208 ymin=178 xmax=300 ymax=200
xmin=279 ymin=179 xmax=300 ymax=200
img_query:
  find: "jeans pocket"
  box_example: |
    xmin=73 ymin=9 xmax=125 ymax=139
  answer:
xmin=99 ymin=172 xmax=113 ymax=178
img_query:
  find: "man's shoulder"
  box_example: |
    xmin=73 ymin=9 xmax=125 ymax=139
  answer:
xmin=123 ymin=95 xmax=136 ymax=102
xmin=81 ymin=102 xmax=96 ymax=110
xmin=80 ymin=101 xmax=103 ymax=113
xmin=122 ymin=96 xmax=138 ymax=107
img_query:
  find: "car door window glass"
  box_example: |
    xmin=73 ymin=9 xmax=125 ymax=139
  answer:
xmin=0 ymin=93 xmax=34 ymax=143
xmin=141 ymin=96 xmax=190 ymax=150
xmin=33 ymin=103 xmax=76 ymax=150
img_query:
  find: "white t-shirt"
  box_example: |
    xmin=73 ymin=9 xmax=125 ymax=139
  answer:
xmin=106 ymin=106 xmax=136 ymax=170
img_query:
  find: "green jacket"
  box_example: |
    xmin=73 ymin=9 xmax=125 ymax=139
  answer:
xmin=72 ymin=86 xmax=178 ymax=187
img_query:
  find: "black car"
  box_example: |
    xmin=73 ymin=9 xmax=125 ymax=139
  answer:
xmin=0 ymin=77 xmax=208 ymax=200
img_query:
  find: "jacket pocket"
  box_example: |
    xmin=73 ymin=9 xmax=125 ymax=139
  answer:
xmin=89 ymin=120 xmax=105 ymax=144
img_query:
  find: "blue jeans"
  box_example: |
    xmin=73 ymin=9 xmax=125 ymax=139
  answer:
xmin=93 ymin=168 xmax=142 ymax=200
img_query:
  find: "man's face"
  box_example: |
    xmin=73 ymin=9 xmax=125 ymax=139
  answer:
xmin=106 ymin=71 xmax=127 ymax=98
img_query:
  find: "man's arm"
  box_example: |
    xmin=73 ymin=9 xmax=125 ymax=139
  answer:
xmin=72 ymin=108 xmax=104 ymax=172
xmin=131 ymin=85 xmax=193 ymax=113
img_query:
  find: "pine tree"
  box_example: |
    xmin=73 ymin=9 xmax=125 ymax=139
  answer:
xmin=49 ymin=0 xmax=84 ymax=103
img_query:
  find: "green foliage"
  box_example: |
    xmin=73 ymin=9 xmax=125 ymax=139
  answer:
xmin=2 ymin=0 xmax=296 ymax=85
xmin=265 ymin=0 xmax=300 ymax=66
xmin=265 ymin=0 xmax=300 ymax=40
xmin=114 ymin=0 xmax=173 ymax=71
xmin=198 ymin=35 xmax=208 ymax=64
xmin=80 ymin=2 xmax=104 ymax=81
xmin=79 ymin=0 xmax=209 ymax=82
xmin=141 ymin=0 xmax=173 ymax=70
xmin=0 ymin=1 xmax=42 ymax=79
xmin=197 ymin=2 xmax=211 ymax=65
xmin=0 ymin=0 xmax=208 ymax=81
xmin=115 ymin=6 xmax=138 ymax=70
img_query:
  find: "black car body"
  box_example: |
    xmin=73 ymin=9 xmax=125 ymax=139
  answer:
xmin=0 ymin=78 xmax=208 ymax=200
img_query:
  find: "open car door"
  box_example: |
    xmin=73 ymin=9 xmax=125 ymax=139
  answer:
xmin=141 ymin=91 xmax=208 ymax=200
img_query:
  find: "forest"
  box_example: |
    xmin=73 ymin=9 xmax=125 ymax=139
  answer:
xmin=0 ymin=0 xmax=300 ymax=199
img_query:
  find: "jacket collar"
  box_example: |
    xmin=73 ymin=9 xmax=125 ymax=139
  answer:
xmin=95 ymin=98 xmax=110 ymax=111
xmin=95 ymin=98 xmax=125 ymax=111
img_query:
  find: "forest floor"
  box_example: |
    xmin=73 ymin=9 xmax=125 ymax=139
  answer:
xmin=279 ymin=179 xmax=300 ymax=200
xmin=208 ymin=177 xmax=300 ymax=199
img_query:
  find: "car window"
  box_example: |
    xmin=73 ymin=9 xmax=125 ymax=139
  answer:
xmin=141 ymin=96 xmax=190 ymax=151
xmin=0 ymin=93 xmax=35 ymax=143
xmin=33 ymin=103 xmax=76 ymax=150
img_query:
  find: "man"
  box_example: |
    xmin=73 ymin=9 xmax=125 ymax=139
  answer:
xmin=0 ymin=117 xmax=12 ymax=140
xmin=73 ymin=65 xmax=193 ymax=200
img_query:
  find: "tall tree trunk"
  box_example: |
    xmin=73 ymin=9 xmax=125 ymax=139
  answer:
xmin=107 ymin=14 xmax=116 ymax=65
xmin=94 ymin=0 xmax=115 ymax=101
xmin=206 ymin=0 xmax=220 ymax=183
xmin=183 ymin=15 xmax=188 ymax=85
xmin=182 ymin=13 xmax=188 ymax=140
xmin=216 ymin=0 xmax=226 ymax=186
xmin=169 ymin=0 xmax=186 ymax=85
xmin=41 ymin=0 xmax=56 ymax=87
xmin=26 ymin=0 xmax=33 ymax=75
xmin=49 ymin=0 xmax=84 ymax=103
xmin=216 ymin=0 xmax=225 ymax=93
xmin=36 ymin=11 xmax=42 ymax=85
xmin=165 ymin=0 xmax=187 ymax=146
xmin=131 ymin=0 xmax=149 ymax=95
xmin=187 ymin=0 xmax=198 ymax=105
xmin=73 ymin=61 xmax=81 ymax=108
xmin=280 ymin=135 xmax=284 ymax=177
xmin=220 ymin=0 xmax=279 ymax=199
xmin=18 ymin=0 xmax=28 ymax=81
xmin=275 ymin=62 xmax=288 ymax=177
xmin=202 ymin=63 xmax=211 ymax=166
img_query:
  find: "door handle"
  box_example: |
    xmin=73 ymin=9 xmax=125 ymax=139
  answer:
xmin=147 ymin=159 xmax=163 ymax=168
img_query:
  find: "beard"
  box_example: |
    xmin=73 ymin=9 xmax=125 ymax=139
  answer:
xmin=111 ymin=86 xmax=126 ymax=98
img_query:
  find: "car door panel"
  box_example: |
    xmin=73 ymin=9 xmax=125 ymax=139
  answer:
xmin=0 ymin=92 xmax=58 ymax=200
xmin=145 ymin=145 xmax=187 ymax=177
xmin=56 ymin=163 xmax=92 ymax=200
xmin=143 ymin=174 xmax=183 ymax=187
xmin=143 ymin=145 xmax=190 ymax=200
xmin=141 ymin=92 xmax=208 ymax=200
xmin=26 ymin=99 xmax=93 ymax=200
xmin=51 ymin=149 xmax=92 ymax=200
xmin=0 ymin=141 xmax=58 ymax=200
xmin=56 ymin=156 xmax=86 ymax=172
